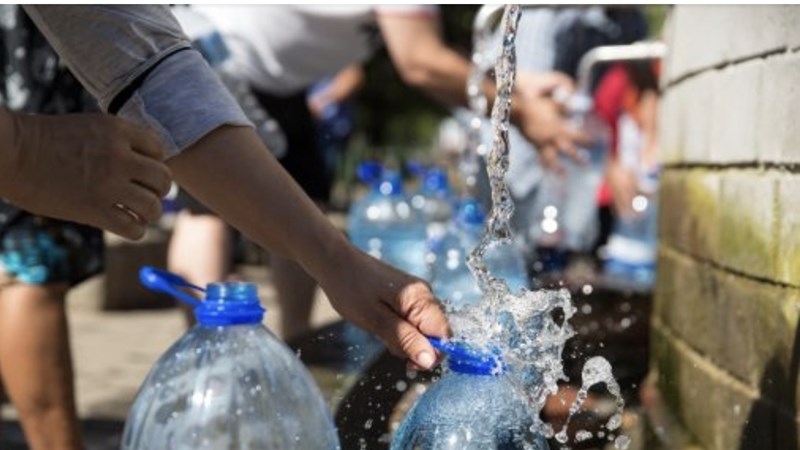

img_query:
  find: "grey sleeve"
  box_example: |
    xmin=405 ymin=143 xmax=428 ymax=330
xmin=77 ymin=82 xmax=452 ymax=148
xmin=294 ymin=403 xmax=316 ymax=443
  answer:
xmin=23 ymin=5 xmax=252 ymax=157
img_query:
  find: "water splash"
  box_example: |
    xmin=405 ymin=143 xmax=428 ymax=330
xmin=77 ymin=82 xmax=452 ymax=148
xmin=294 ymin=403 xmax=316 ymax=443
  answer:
xmin=553 ymin=357 xmax=626 ymax=447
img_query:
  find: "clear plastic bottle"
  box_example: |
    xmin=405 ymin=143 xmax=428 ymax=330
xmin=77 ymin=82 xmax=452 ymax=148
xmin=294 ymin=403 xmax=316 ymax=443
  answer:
xmin=428 ymin=198 xmax=528 ymax=310
xmin=348 ymin=164 xmax=429 ymax=278
xmin=122 ymin=267 xmax=340 ymax=450
xmin=391 ymin=338 xmax=548 ymax=450
xmin=560 ymin=93 xmax=609 ymax=253
xmin=531 ymin=93 xmax=608 ymax=274
xmin=603 ymin=169 xmax=659 ymax=288
xmin=410 ymin=167 xmax=455 ymax=244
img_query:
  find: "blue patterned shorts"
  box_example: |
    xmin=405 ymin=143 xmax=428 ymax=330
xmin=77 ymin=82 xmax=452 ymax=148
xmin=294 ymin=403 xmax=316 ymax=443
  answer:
xmin=0 ymin=212 xmax=104 ymax=287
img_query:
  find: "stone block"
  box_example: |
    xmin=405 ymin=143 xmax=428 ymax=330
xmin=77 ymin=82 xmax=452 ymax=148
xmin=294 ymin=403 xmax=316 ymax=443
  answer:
xmin=653 ymin=248 xmax=716 ymax=360
xmin=659 ymin=87 xmax=683 ymax=164
xmin=680 ymin=72 xmax=715 ymax=163
xmin=718 ymin=171 xmax=778 ymax=280
xmin=777 ymin=177 xmax=800 ymax=286
xmin=759 ymin=52 xmax=800 ymax=164
xmin=713 ymin=270 xmax=800 ymax=402
xmin=664 ymin=6 xmax=728 ymax=82
xmin=709 ymin=61 xmax=762 ymax=163
xmin=666 ymin=6 xmax=789 ymax=82
xmin=657 ymin=170 xmax=685 ymax=250
xmin=658 ymin=170 xmax=721 ymax=261
xmin=651 ymin=322 xmax=773 ymax=450
xmin=780 ymin=6 xmax=800 ymax=51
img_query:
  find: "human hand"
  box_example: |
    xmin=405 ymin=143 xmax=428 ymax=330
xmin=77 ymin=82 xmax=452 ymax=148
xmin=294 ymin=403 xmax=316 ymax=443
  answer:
xmin=0 ymin=112 xmax=171 ymax=240
xmin=316 ymin=244 xmax=451 ymax=370
xmin=513 ymin=71 xmax=586 ymax=172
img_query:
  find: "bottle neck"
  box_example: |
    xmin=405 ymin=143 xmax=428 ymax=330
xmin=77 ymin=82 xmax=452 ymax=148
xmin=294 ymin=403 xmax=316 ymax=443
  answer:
xmin=195 ymin=283 xmax=265 ymax=326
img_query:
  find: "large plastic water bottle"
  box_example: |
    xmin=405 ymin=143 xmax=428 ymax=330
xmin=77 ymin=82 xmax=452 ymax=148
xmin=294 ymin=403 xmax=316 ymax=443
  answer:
xmin=122 ymin=267 xmax=340 ymax=450
xmin=603 ymin=110 xmax=660 ymax=288
xmin=428 ymin=198 xmax=528 ymax=310
xmin=391 ymin=338 xmax=548 ymax=450
xmin=410 ymin=167 xmax=455 ymax=243
xmin=531 ymin=93 xmax=608 ymax=274
xmin=348 ymin=163 xmax=429 ymax=278
xmin=604 ymin=168 xmax=660 ymax=288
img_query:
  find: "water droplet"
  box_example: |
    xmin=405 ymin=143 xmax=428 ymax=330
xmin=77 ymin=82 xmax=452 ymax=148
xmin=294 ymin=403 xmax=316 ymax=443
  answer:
xmin=615 ymin=435 xmax=631 ymax=449
xmin=576 ymin=430 xmax=593 ymax=442
xmin=607 ymin=413 xmax=622 ymax=430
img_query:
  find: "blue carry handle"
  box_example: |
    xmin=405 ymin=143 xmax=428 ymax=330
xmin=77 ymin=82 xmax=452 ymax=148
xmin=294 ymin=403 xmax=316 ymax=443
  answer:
xmin=139 ymin=266 xmax=204 ymax=308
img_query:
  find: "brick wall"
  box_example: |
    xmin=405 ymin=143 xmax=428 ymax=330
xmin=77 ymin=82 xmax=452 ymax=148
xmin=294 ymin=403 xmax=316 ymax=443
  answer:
xmin=654 ymin=6 xmax=800 ymax=450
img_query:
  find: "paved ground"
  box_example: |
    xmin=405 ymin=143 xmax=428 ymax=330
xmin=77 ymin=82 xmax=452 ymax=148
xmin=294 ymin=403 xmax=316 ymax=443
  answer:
xmin=0 ymin=265 xmax=343 ymax=449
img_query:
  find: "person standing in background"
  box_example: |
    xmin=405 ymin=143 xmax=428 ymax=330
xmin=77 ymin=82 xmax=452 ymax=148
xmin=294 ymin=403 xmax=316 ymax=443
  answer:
xmin=0 ymin=5 xmax=101 ymax=449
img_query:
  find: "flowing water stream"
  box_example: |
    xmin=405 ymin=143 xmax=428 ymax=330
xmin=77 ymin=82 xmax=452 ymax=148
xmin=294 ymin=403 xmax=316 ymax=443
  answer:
xmin=452 ymin=5 xmax=629 ymax=449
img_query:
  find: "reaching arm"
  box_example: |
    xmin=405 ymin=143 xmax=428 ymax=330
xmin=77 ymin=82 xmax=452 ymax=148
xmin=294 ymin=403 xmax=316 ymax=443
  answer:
xmin=25 ymin=5 xmax=449 ymax=367
xmin=378 ymin=12 xmax=582 ymax=163
xmin=168 ymin=125 xmax=448 ymax=369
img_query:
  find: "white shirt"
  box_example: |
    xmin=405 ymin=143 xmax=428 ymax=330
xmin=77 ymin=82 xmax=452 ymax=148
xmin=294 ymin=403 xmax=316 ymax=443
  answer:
xmin=194 ymin=5 xmax=437 ymax=95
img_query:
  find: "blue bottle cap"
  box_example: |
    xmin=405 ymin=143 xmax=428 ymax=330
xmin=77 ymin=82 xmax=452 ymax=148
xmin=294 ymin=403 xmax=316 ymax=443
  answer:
xmin=356 ymin=161 xmax=383 ymax=185
xmin=139 ymin=267 xmax=265 ymax=326
xmin=406 ymin=160 xmax=426 ymax=177
xmin=378 ymin=170 xmax=404 ymax=195
xmin=421 ymin=168 xmax=450 ymax=195
xmin=456 ymin=198 xmax=486 ymax=226
xmin=428 ymin=337 xmax=507 ymax=375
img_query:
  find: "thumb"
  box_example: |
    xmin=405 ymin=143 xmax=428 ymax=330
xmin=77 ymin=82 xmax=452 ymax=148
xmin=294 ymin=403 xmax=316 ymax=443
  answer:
xmin=381 ymin=282 xmax=451 ymax=369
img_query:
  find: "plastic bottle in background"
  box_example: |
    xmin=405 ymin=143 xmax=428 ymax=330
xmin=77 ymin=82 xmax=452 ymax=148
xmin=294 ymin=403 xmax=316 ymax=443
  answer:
xmin=409 ymin=166 xmax=455 ymax=244
xmin=531 ymin=93 xmax=609 ymax=275
xmin=603 ymin=174 xmax=658 ymax=288
xmin=428 ymin=198 xmax=528 ymax=310
xmin=530 ymin=169 xmax=569 ymax=275
xmin=348 ymin=164 xmax=429 ymax=278
xmin=602 ymin=112 xmax=660 ymax=288
xmin=560 ymin=93 xmax=609 ymax=253
xmin=122 ymin=268 xmax=340 ymax=450
xmin=391 ymin=338 xmax=548 ymax=450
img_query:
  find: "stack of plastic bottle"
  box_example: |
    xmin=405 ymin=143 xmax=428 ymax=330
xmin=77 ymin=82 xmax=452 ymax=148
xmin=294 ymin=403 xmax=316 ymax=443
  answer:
xmin=428 ymin=198 xmax=528 ymax=310
xmin=532 ymin=93 xmax=609 ymax=274
xmin=348 ymin=162 xmax=429 ymax=278
xmin=391 ymin=337 xmax=548 ymax=450
xmin=122 ymin=267 xmax=340 ymax=450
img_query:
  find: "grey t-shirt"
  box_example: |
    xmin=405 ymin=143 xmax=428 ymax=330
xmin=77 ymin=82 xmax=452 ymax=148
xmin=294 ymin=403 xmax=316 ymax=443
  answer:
xmin=23 ymin=5 xmax=252 ymax=157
